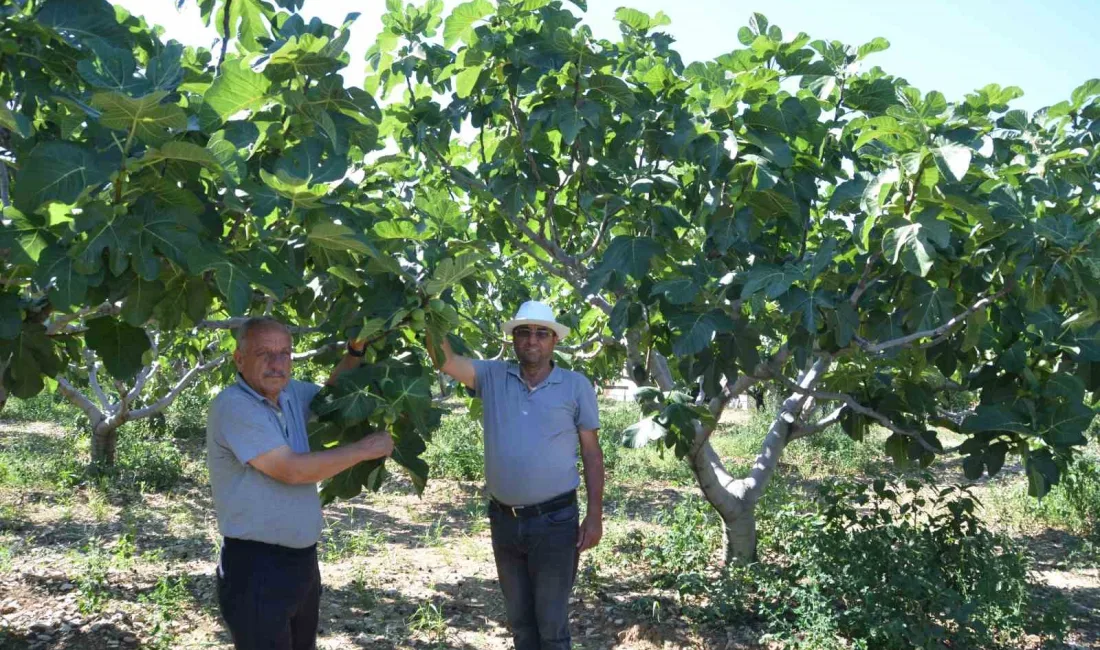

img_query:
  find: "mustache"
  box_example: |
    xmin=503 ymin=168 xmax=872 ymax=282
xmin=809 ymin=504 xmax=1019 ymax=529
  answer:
xmin=263 ymin=372 xmax=287 ymax=378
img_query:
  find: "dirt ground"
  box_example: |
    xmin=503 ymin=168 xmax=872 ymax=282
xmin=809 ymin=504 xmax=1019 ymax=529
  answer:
xmin=1 ymin=418 xmax=1097 ymax=649
xmin=0 ymin=423 xmax=757 ymax=650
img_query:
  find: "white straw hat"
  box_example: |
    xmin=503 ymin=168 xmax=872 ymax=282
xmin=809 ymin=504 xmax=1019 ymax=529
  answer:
xmin=502 ymin=301 xmax=570 ymax=340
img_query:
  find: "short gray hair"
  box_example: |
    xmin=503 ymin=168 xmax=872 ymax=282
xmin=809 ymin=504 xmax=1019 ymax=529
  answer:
xmin=235 ymin=317 xmax=291 ymax=353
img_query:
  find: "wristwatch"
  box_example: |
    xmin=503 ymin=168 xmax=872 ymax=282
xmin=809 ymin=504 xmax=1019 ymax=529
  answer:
xmin=347 ymin=341 xmax=366 ymax=357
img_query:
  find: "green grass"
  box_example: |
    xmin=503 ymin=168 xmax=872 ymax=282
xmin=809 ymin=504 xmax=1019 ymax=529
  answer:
xmin=71 ymin=539 xmax=114 ymax=614
xmin=138 ymin=575 xmax=191 ymax=650
xmin=0 ymin=536 xmax=16 ymax=573
xmin=348 ymin=566 xmax=379 ymax=610
xmin=320 ymin=523 xmax=386 ymax=562
xmin=0 ymin=428 xmax=87 ymax=490
xmin=981 ymin=450 xmax=1100 ymax=537
xmin=0 ymin=416 xmax=197 ymax=495
xmin=406 ymin=600 xmax=449 ymax=646
xmin=3 ymin=392 xmax=83 ymax=424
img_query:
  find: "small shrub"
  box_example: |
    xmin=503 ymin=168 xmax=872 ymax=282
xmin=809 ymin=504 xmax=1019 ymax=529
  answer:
xmin=111 ymin=429 xmax=185 ymax=492
xmin=154 ymin=387 xmax=211 ymax=439
xmin=641 ymin=495 xmax=721 ymax=594
xmin=596 ymin=401 xmax=641 ymax=473
xmin=423 ymin=414 xmax=483 ymax=481
xmin=1044 ymin=456 xmax=1100 ymax=539
xmin=575 ymin=553 xmax=606 ymax=598
xmin=755 ymin=476 xmax=1067 ymax=649
xmin=613 ymin=444 xmax=693 ymax=484
xmin=407 ymin=600 xmax=448 ymax=644
xmin=348 ymin=566 xmax=378 ymax=610
xmin=74 ymin=542 xmax=113 ymax=614
xmin=139 ymin=575 xmax=190 ymax=650
xmin=795 ymin=424 xmax=882 ymax=476
xmin=419 ymin=517 xmax=448 ymax=548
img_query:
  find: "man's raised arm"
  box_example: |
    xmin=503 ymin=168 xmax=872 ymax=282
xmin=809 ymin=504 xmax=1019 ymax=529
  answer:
xmin=426 ymin=331 xmax=477 ymax=391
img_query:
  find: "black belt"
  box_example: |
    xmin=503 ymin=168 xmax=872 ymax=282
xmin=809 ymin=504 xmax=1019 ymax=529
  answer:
xmin=223 ymin=537 xmax=317 ymax=557
xmin=490 ymin=490 xmax=576 ymax=519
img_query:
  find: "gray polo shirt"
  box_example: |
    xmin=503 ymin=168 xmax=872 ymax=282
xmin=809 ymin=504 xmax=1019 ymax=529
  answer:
xmin=206 ymin=375 xmax=323 ymax=549
xmin=473 ymin=360 xmax=600 ymax=506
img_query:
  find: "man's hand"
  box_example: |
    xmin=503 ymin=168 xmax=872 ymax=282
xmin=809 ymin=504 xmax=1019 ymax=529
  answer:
xmin=576 ymin=512 xmax=602 ymax=552
xmin=327 ymin=338 xmax=369 ymax=385
xmin=354 ymin=431 xmax=394 ymax=460
xmin=425 ymin=330 xmax=477 ymax=390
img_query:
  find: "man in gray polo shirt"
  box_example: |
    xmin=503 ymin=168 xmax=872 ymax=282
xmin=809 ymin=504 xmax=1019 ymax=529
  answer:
xmin=207 ymin=317 xmax=393 ymax=650
xmin=429 ymin=300 xmax=604 ymax=650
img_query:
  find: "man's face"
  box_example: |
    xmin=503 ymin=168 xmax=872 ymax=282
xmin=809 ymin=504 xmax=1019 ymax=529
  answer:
xmin=234 ymin=327 xmax=293 ymax=402
xmin=511 ymin=325 xmax=557 ymax=366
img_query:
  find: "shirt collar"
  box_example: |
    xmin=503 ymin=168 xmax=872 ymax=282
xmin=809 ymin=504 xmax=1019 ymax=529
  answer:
xmin=506 ymin=363 xmax=563 ymax=387
xmin=235 ymin=373 xmax=288 ymax=409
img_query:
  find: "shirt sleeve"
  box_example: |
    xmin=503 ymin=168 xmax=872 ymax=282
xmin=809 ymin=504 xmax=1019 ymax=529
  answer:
xmin=292 ymin=380 xmax=323 ymax=416
xmin=574 ymin=374 xmax=601 ymax=431
xmin=471 ymin=359 xmax=502 ymax=399
xmin=208 ymin=392 xmax=287 ymax=465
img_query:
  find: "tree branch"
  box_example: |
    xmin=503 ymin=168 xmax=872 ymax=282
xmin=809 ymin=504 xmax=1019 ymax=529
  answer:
xmin=83 ymin=348 xmax=111 ymax=412
xmin=543 ymin=187 xmax=561 ymax=248
xmin=56 ymin=376 xmax=105 ymax=426
xmin=46 ymin=302 xmax=120 ymax=335
xmin=587 ymin=293 xmax=613 ymax=315
xmin=509 ymin=235 xmax=578 ymax=285
xmin=504 ymin=89 xmax=564 ymax=248
xmin=422 ymin=140 xmax=582 ymax=274
xmin=291 ymin=342 xmax=342 ymax=362
xmin=108 ymin=379 xmax=131 ymax=427
xmin=510 ymin=207 xmax=576 ymax=268
xmin=904 ymin=156 xmax=926 ymax=217
xmin=849 ymin=253 xmax=880 ymax=307
xmin=130 ymin=355 xmax=228 ymax=420
xmin=125 ymin=359 xmax=157 ymax=405
xmin=195 ymin=318 xmax=320 ymax=334
xmin=695 ymin=346 xmax=791 ymax=449
xmin=0 ymin=143 xmax=10 ymax=208
xmin=217 ymin=0 xmax=232 ymax=73
xmin=854 ymin=286 xmax=1010 ymax=354
xmin=739 ymin=358 xmax=828 ymax=498
xmin=691 ymin=357 xmax=827 ymax=516
xmin=507 ymin=91 xmax=544 ymax=186
xmin=225 ymin=212 xmax=247 ymax=243
xmin=770 ymin=374 xmax=959 ymax=455
xmin=575 ymin=201 xmax=628 ymax=262
xmin=788 ymin=405 xmax=845 ymax=442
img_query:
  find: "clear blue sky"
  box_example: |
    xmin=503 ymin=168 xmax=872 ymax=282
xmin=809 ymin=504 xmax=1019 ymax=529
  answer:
xmin=118 ymin=0 xmax=1099 ymax=112
xmin=588 ymin=0 xmax=1098 ymax=111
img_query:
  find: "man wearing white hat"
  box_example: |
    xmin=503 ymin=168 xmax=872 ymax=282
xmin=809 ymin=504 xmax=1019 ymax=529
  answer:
xmin=428 ymin=300 xmax=604 ymax=650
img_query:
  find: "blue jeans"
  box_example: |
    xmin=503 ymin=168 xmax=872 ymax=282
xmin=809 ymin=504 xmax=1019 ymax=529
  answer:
xmin=489 ymin=499 xmax=580 ymax=650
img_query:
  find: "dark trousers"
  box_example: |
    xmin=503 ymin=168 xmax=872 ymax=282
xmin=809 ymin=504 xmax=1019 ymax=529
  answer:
xmin=216 ymin=537 xmax=321 ymax=650
xmin=489 ymin=493 xmax=580 ymax=650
